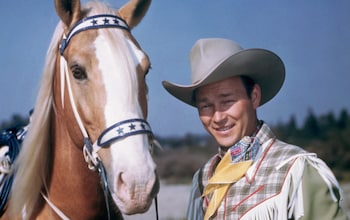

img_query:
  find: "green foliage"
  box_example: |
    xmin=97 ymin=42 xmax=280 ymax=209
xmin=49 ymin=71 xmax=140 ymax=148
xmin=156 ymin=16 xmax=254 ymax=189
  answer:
xmin=272 ymin=108 xmax=350 ymax=181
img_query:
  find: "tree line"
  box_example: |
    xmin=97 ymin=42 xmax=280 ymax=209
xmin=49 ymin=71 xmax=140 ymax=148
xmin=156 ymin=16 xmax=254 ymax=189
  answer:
xmin=154 ymin=108 xmax=350 ymax=182
xmin=273 ymin=108 xmax=350 ymax=180
xmin=1 ymin=108 xmax=350 ymax=182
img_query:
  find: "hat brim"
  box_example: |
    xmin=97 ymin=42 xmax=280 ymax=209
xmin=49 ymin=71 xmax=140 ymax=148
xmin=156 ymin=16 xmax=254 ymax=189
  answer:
xmin=162 ymin=48 xmax=285 ymax=107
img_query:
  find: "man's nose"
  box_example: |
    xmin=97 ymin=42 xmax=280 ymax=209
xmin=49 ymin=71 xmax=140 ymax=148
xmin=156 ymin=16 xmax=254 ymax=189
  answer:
xmin=212 ymin=108 xmax=226 ymax=124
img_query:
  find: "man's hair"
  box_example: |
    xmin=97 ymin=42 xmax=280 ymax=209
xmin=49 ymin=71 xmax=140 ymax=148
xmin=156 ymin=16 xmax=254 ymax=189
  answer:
xmin=240 ymin=76 xmax=256 ymax=99
xmin=192 ymin=76 xmax=256 ymax=105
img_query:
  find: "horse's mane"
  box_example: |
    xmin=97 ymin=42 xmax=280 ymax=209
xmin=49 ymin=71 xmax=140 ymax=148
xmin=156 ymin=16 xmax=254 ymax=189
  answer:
xmin=7 ymin=2 xmax=139 ymax=218
xmin=7 ymin=19 xmax=63 ymax=217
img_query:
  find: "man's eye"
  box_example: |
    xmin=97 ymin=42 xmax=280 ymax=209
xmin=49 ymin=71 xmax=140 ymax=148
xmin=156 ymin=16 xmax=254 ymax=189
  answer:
xmin=199 ymin=104 xmax=211 ymax=110
xmin=224 ymin=100 xmax=234 ymax=105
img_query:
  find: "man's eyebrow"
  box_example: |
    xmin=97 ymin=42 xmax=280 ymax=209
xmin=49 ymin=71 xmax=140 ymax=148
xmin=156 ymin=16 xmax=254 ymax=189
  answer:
xmin=219 ymin=93 xmax=232 ymax=98
xmin=196 ymin=97 xmax=209 ymax=104
xmin=196 ymin=92 xmax=233 ymax=103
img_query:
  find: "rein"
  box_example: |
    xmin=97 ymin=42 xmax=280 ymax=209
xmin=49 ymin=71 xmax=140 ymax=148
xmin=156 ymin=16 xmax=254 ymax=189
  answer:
xmin=53 ymin=14 xmax=159 ymax=220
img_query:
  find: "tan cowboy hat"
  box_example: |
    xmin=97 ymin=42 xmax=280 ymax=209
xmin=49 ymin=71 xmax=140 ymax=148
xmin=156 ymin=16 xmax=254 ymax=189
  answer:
xmin=162 ymin=38 xmax=285 ymax=107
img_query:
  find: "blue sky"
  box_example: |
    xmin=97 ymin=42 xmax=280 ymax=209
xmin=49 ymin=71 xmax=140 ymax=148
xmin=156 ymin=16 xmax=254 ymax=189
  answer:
xmin=1 ymin=0 xmax=349 ymax=137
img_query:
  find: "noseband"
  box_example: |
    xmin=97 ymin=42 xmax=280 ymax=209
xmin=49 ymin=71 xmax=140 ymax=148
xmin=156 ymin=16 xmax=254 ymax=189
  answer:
xmin=56 ymin=14 xmax=158 ymax=220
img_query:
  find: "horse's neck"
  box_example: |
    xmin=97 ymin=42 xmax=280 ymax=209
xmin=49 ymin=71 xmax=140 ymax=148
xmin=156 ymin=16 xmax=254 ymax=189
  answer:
xmin=37 ymin=114 xmax=113 ymax=219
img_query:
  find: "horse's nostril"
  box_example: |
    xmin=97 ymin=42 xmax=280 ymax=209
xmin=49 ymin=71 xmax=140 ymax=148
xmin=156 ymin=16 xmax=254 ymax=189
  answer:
xmin=117 ymin=172 xmax=135 ymax=200
xmin=116 ymin=172 xmax=126 ymax=201
xmin=118 ymin=172 xmax=124 ymax=185
xmin=117 ymin=172 xmax=127 ymax=190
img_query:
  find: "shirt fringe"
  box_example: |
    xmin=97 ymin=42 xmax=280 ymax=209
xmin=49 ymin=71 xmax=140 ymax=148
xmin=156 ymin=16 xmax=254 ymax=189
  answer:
xmin=240 ymin=190 xmax=289 ymax=220
xmin=242 ymin=153 xmax=342 ymax=220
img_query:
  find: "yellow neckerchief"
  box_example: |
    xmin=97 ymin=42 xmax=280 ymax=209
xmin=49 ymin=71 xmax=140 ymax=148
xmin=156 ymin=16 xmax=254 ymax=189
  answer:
xmin=203 ymin=149 xmax=253 ymax=220
xmin=203 ymin=122 xmax=263 ymax=219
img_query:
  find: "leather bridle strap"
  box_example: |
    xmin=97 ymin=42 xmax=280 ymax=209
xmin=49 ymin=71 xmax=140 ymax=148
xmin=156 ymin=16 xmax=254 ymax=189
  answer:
xmin=155 ymin=196 xmax=159 ymax=220
xmin=97 ymin=159 xmax=111 ymax=220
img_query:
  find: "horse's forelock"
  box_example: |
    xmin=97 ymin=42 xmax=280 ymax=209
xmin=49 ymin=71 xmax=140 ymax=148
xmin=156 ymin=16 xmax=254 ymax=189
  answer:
xmin=84 ymin=1 xmax=116 ymax=16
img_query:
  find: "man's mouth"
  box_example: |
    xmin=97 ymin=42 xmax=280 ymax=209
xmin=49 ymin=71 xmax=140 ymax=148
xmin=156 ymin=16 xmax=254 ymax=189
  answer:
xmin=216 ymin=125 xmax=233 ymax=132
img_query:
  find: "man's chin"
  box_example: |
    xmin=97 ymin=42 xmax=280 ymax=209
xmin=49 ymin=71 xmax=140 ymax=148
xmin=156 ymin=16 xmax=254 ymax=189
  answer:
xmin=217 ymin=139 xmax=238 ymax=149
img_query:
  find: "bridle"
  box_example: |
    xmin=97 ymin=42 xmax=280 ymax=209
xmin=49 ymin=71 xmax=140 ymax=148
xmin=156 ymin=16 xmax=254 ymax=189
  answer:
xmin=52 ymin=14 xmax=159 ymax=220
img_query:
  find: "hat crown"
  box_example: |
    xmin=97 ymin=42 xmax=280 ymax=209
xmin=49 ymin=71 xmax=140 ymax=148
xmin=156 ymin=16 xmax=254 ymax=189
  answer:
xmin=190 ymin=38 xmax=243 ymax=83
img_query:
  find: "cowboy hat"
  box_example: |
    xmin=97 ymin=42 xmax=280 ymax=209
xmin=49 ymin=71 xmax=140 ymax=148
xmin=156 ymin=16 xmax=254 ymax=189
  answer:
xmin=162 ymin=38 xmax=285 ymax=107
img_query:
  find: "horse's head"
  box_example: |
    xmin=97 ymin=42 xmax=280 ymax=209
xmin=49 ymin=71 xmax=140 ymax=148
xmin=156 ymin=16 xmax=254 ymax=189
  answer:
xmin=53 ymin=0 xmax=158 ymax=214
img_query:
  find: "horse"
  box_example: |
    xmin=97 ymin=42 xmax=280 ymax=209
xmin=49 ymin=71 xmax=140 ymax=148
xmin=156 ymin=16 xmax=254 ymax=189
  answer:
xmin=1 ymin=0 xmax=159 ymax=219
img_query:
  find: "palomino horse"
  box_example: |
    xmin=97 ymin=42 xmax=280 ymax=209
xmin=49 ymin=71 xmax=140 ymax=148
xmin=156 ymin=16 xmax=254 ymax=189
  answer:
xmin=1 ymin=0 xmax=159 ymax=219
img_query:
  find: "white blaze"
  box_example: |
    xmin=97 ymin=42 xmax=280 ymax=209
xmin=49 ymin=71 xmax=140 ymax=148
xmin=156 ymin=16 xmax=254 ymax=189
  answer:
xmin=94 ymin=32 xmax=156 ymax=203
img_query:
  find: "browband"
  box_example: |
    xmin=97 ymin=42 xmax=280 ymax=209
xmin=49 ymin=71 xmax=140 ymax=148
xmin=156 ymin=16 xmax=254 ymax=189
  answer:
xmin=60 ymin=14 xmax=129 ymax=55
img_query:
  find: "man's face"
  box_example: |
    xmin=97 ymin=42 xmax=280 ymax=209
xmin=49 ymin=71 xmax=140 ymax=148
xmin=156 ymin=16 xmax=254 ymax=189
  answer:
xmin=195 ymin=76 xmax=261 ymax=148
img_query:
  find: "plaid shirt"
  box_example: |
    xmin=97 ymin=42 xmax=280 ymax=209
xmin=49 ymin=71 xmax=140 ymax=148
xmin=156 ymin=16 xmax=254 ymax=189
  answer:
xmin=187 ymin=123 xmax=346 ymax=220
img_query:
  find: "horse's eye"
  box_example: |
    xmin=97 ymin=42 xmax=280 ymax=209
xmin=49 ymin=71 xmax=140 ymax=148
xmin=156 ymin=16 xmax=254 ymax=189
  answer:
xmin=71 ymin=65 xmax=87 ymax=80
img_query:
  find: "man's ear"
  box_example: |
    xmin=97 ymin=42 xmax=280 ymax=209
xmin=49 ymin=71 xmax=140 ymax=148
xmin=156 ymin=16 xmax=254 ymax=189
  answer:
xmin=251 ymin=84 xmax=262 ymax=109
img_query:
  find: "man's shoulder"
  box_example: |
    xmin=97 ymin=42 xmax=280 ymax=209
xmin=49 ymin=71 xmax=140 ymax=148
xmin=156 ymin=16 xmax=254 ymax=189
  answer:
xmin=272 ymin=139 xmax=308 ymax=155
xmin=258 ymin=138 xmax=310 ymax=169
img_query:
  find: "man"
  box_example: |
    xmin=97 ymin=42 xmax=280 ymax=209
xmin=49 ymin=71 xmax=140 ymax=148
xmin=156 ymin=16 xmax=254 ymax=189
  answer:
xmin=162 ymin=38 xmax=348 ymax=219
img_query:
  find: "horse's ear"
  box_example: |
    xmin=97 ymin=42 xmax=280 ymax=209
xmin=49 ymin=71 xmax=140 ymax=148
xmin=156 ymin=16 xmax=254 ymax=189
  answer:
xmin=54 ymin=0 xmax=81 ymax=27
xmin=118 ymin=0 xmax=151 ymax=29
